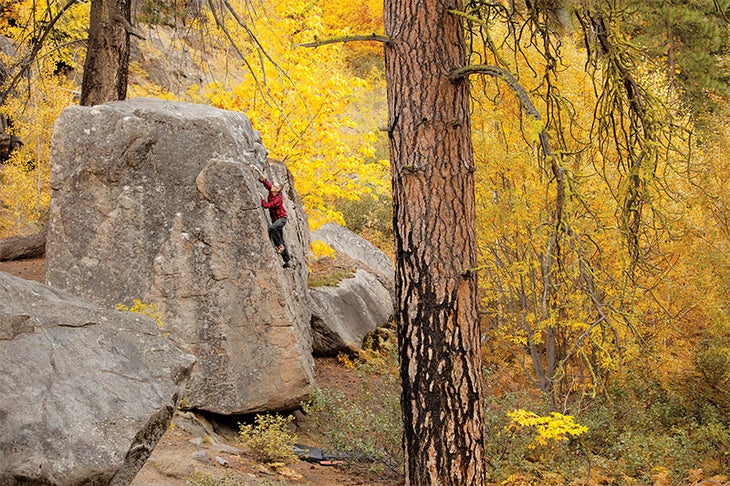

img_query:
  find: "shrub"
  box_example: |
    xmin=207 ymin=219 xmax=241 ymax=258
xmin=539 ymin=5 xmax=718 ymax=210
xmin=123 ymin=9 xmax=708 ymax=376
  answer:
xmin=237 ymin=413 xmax=297 ymax=465
xmin=506 ymin=409 xmax=588 ymax=448
xmin=334 ymin=194 xmax=393 ymax=255
xmin=303 ymin=347 xmax=403 ymax=477
xmin=308 ymin=266 xmax=355 ymax=288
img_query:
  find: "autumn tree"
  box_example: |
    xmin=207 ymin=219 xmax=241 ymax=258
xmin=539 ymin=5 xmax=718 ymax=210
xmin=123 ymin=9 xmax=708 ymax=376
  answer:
xmin=0 ymin=0 xmax=86 ymax=238
xmin=190 ymin=0 xmax=388 ymax=227
xmin=460 ymin=0 xmax=728 ymax=410
xmin=384 ymin=0 xmax=486 ymax=484
xmin=623 ymin=0 xmax=730 ymax=115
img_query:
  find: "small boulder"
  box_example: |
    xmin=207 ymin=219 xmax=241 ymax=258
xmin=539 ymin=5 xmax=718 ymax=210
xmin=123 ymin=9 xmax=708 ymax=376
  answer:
xmin=0 ymin=271 xmax=195 ymax=486
xmin=309 ymin=269 xmax=393 ymax=356
xmin=308 ymin=223 xmax=395 ymax=355
xmin=311 ymin=222 xmax=394 ymax=290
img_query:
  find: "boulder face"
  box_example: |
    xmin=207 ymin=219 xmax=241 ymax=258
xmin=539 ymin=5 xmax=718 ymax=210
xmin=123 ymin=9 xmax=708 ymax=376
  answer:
xmin=311 ymin=222 xmax=394 ymax=290
xmin=0 ymin=271 xmax=195 ymax=486
xmin=46 ymin=98 xmax=313 ymax=415
xmin=309 ymin=269 xmax=393 ymax=355
xmin=308 ymin=223 xmax=395 ymax=355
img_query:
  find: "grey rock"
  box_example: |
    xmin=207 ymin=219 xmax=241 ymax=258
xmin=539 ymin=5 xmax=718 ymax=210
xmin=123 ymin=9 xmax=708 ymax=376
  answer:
xmin=191 ymin=451 xmax=210 ymax=464
xmin=311 ymin=222 xmax=394 ymax=291
xmin=131 ymin=26 xmax=207 ymax=97
xmin=309 ymin=269 xmax=393 ymax=355
xmin=46 ymin=98 xmax=313 ymax=415
xmin=0 ymin=271 xmax=195 ymax=486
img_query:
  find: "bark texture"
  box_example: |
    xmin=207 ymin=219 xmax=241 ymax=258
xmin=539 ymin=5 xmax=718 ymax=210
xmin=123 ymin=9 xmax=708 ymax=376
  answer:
xmin=383 ymin=1 xmax=486 ymax=484
xmin=80 ymin=0 xmax=131 ymax=106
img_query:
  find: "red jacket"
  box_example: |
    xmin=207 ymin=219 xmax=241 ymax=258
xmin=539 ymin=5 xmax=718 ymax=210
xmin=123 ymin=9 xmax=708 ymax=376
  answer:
xmin=260 ymin=179 xmax=288 ymax=221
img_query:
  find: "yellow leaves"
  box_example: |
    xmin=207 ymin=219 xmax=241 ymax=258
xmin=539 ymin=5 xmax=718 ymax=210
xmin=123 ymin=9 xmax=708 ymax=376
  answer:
xmin=318 ymin=0 xmax=384 ymax=61
xmin=199 ymin=0 xmax=389 ymax=227
xmin=310 ymin=239 xmax=336 ymax=259
xmin=0 ymin=0 xmax=90 ymax=234
xmin=1 ymin=66 xmax=76 ymax=235
xmin=506 ymin=409 xmax=588 ymax=448
xmin=116 ymin=299 xmax=165 ymax=329
xmin=3 ymin=0 xmax=90 ymax=70
xmin=237 ymin=413 xmax=298 ymax=465
xmin=0 ymin=164 xmax=50 ymax=236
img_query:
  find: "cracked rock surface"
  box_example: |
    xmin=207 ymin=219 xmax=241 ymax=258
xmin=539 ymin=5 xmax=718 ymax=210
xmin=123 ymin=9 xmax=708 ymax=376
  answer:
xmin=45 ymin=99 xmax=314 ymax=415
xmin=0 ymin=271 xmax=195 ymax=486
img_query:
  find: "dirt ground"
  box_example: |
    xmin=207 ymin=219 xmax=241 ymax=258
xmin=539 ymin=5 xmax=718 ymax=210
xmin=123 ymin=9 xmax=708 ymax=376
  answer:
xmin=0 ymin=257 xmax=45 ymax=282
xmin=1 ymin=258 xmax=402 ymax=486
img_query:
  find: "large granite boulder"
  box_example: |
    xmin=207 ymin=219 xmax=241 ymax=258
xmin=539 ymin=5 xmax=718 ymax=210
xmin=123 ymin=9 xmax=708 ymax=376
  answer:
xmin=0 ymin=271 xmax=195 ymax=486
xmin=46 ymin=98 xmax=313 ymax=415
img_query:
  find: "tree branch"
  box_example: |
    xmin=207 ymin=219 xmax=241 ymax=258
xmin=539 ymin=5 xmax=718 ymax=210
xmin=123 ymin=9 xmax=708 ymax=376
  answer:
xmin=295 ymin=34 xmax=391 ymax=48
xmin=449 ymin=64 xmax=539 ymax=118
xmin=449 ymin=63 xmax=565 ymax=228
xmin=0 ymin=0 xmax=82 ymax=105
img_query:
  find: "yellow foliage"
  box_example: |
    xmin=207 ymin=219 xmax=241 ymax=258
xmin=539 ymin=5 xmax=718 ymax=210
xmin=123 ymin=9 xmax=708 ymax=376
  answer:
xmin=319 ymin=0 xmax=384 ymax=62
xmin=2 ymin=0 xmax=89 ymax=71
xmin=337 ymin=351 xmax=357 ymax=369
xmin=238 ymin=413 xmax=297 ymax=465
xmin=506 ymin=409 xmax=588 ymax=448
xmin=0 ymin=0 xmax=88 ymax=236
xmin=472 ymin=32 xmax=700 ymax=398
xmin=116 ymin=299 xmax=165 ymax=329
xmin=1 ymin=72 xmax=77 ymax=236
xmin=310 ymin=239 xmax=336 ymax=259
xmin=200 ymin=0 xmax=390 ymax=227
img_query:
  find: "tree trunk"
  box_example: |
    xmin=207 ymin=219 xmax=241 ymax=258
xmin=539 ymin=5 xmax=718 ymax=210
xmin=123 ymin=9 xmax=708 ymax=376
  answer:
xmin=383 ymin=1 xmax=486 ymax=484
xmin=80 ymin=0 xmax=131 ymax=106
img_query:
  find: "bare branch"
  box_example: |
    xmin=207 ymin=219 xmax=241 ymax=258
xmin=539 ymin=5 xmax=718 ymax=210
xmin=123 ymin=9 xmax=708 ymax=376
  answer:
xmin=0 ymin=0 xmax=82 ymax=105
xmin=450 ymin=64 xmax=538 ymax=117
xmin=295 ymin=34 xmax=391 ymax=48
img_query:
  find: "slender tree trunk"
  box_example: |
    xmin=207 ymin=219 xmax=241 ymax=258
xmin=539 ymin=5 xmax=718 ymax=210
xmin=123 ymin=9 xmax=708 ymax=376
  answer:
xmin=383 ymin=1 xmax=486 ymax=484
xmin=80 ymin=0 xmax=131 ymax=106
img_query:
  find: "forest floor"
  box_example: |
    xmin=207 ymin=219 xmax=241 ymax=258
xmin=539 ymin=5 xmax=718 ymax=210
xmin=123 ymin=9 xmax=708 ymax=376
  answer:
xmin=0 ymin=258 xmax=403 ymax=486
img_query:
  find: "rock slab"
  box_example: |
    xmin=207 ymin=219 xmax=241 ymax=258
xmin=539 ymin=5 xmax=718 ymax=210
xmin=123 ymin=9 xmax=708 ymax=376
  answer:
xmin=311 ymin=222 xmax=394 ymax=290
xmin=309 ymin=269 xmax=393 ymax=355
xmin=46 ymin=98 xmax=313 ymax=414
xmin=0 ymin=271 xmax=195 ymax=486
xmin=308 ymin=223 xmax=395 ymax=355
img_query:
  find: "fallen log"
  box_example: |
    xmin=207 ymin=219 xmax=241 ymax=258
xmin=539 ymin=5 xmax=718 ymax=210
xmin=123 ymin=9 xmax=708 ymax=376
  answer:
xmin=0 ymin=228 xmax=46 ymax=261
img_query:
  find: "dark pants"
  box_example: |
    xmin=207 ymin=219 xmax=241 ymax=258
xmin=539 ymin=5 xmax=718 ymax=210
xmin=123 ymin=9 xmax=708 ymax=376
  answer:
xmin=269 ymin=217 xmax=290 ymax=262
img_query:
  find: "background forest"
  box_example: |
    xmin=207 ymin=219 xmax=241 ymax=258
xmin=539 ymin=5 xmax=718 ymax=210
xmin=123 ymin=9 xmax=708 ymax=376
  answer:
xmin=1 ymin=0 xmax=729 ymax=484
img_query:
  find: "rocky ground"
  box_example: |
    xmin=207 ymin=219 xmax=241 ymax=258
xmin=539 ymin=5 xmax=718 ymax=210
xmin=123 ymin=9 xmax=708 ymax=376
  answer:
xmin=0 ymin=258 xmax=402 ymax=486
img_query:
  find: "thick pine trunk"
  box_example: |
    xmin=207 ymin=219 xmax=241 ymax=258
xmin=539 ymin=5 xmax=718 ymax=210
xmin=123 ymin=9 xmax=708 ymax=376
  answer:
xmin=383 ymin=1 xmax=486 ymax=484
xmin=80 ymin=0 xmax=131 ymax=106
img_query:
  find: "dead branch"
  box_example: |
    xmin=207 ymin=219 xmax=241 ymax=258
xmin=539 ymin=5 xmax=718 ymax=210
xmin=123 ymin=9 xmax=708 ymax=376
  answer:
xmin=295 ymin=34 xmax=391 ymax=48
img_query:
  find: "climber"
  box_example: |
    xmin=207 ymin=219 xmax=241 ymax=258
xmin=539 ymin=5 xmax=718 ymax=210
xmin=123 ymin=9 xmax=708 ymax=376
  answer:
xmin=250 ymin=164 xmax=292 ymax=268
